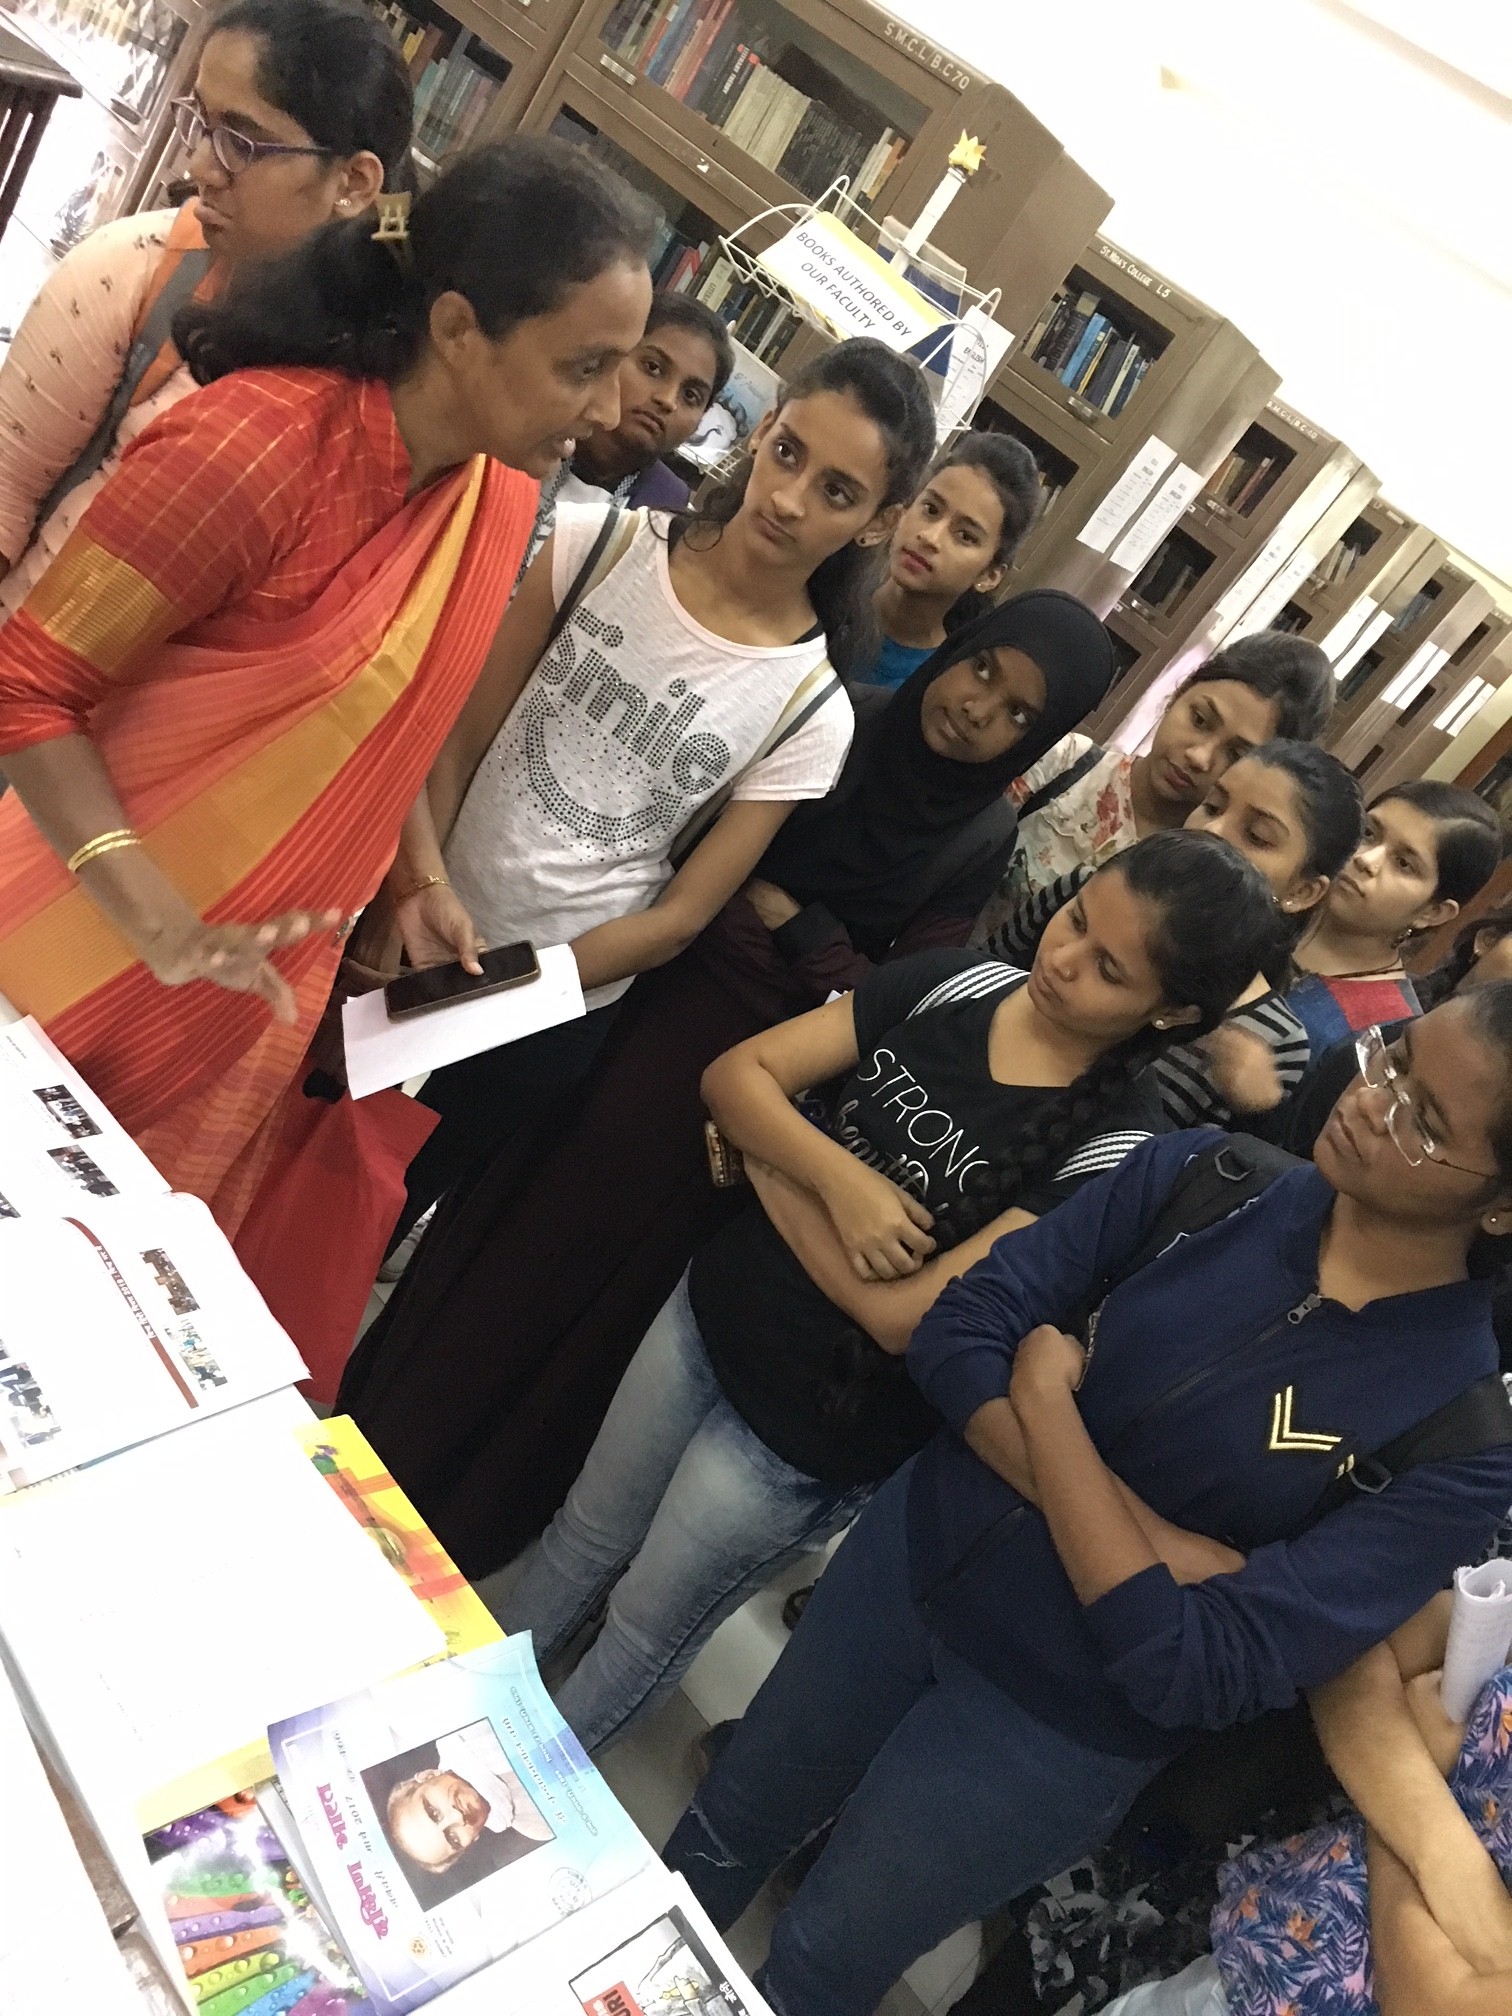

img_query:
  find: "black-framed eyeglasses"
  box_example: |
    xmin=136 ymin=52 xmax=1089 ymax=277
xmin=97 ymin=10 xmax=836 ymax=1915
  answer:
xmin=171 ymin=97 xmax=334 ymax=177
xmin=1354 ymin=1024 xmax=1498 ymax=1179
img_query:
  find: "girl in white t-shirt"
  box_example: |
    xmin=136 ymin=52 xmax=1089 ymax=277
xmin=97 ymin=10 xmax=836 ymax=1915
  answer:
xmin=381 ymin=337 xmax=937 ymax=1229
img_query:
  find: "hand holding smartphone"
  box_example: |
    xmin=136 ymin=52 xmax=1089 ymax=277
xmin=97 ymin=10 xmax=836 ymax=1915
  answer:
xmin=383 ymin=942 xmax=541 ymax=1021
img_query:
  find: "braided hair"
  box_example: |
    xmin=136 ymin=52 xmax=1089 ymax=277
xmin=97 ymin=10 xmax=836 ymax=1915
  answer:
xmin=820 ymin=833 xmax=1283 ymax=1425
xmin=933 ymin=831 xmax=1283 ymax=1243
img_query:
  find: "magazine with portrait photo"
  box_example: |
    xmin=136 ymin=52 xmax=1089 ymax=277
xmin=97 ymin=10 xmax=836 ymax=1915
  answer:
xmin=270 ymin=1637 xmax=652 ymax=2014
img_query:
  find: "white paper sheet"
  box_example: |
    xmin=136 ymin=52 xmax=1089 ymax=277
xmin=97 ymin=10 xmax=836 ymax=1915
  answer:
xmin=1441 ymin=1558 xmax=1512 ymax=1720
xmin=0 ymin=1191 xmax=306 ymax=1491
xmin=1226 ymin=547 xmax=1321 ymax=642
xmin=0 ymin=1017 xmax=167 ymax=1215
xmin=427 ymin=1866 xmax=774 ymax=2015
xmin=0 ymin=1657 xmax=142 ymax=2015
xmin=1077 ymin=437 xmax=1176 ymax=553
xmin=0 ymin=1394 xmax=444 ymax=1814
xmin=343 ymin=943 xmax=586 ymax=1100
xmin=1109 ymin=461 xmax=1205 ymax=573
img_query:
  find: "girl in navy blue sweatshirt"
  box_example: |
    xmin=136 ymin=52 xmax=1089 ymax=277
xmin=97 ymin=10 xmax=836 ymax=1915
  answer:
xmin=663 ymin=987 xmax=1512 ymax=2016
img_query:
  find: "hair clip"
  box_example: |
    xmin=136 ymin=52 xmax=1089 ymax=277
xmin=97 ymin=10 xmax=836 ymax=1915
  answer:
xmin=372 ymin=191 xmax=411 ymax=244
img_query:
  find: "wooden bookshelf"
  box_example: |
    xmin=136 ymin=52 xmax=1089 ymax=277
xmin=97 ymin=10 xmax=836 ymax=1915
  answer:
xmin=1326 ymin=570 xmax=1500 ymax=784
xmin=363 ymin=0 xmax=568 ymax=170
xmin=521 ymin=0 xmax=1109 ymax=338
xmin=1077 ymin=400 xmax=1379 ymax=746
xmin=1356 ymin=616 xmax=1512 ymax=800
xmin=1282 ymin=497 xmax=1429 ymax=650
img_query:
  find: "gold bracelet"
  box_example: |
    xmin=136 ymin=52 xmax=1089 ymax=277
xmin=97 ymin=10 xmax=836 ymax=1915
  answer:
xmin=66 ymin=829 xmax=141 ymax=876
xmin=394 ymin=873 xmax=449 ymax=903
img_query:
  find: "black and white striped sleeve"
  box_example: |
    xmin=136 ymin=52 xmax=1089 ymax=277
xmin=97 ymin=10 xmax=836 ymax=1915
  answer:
xmin=981 ymin=866 xmax=1090 ymax=966
xmin=1152 ymin=992 xmax=1312 ymax=1131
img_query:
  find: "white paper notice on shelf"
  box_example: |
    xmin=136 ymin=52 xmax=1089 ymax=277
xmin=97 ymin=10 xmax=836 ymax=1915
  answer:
xmin=1077 ymin=437 xmax=1176 ymax=554
xmin=1227 ymin=546 xmax=1319 ymax=642
xmin=0 ymin=1191 xmax=305 ymax=1492
xmin=1320 ymin=593 xmax=1380 ymax=663
xmin=935 ymin=306 xmax=1016 ymax=441
xmin=0 ymin=1659 xmax=141 ymax=2016
xmin=0 ymin=1394 xmax=443 ymax=1815
xmin=0 ymin=1017 xmax=167 ymax=1216
xmin=1210 ymin=528 xmax=1299 ymax=635
xmin=1441 ymin=1559 xmax=1512 ymax=1721
xmin=1109 ymin=462 xmax=1205 ymax=573
xmin=343 ymin=943 xmax=586 ymax=1099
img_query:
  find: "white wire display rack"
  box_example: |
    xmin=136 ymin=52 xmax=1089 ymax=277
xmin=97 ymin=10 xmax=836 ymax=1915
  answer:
xmin=715 ymin=176 xmax=1007 ymax=441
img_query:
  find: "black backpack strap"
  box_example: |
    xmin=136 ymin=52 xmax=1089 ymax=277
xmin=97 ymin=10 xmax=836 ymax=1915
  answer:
xmin=1015 ymin=743 xmax=1105 ymax=823
xmin=891 ymin=795 xmax=1019 ymax=926
xmin=1308 ymin=1373 xmax=1512 ymax=1525
xmin=1101 ymin=1136 xmax=1300 ymax=1304
xmin=33 ymin=244 xmax=214 ymax=533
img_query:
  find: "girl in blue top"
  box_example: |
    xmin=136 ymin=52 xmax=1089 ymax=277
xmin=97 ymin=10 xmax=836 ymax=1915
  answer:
xmin=663 ymin=987 xmax=1512 ymax=2016
xmin=859 ymin=432 xmax=1041 ymax=689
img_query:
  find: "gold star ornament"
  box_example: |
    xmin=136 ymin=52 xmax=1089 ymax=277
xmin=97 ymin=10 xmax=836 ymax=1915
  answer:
xmin=949 ymin=133 xmax=986 ymax=175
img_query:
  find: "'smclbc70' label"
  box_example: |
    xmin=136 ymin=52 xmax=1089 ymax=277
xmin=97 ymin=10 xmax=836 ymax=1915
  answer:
xmin=880 ymin=19 xmax=973 ymax=91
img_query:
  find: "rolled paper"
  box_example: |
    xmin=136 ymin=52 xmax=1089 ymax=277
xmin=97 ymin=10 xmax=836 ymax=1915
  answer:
xmin=1440 ymin=1558 xmax=1512 ymax=1721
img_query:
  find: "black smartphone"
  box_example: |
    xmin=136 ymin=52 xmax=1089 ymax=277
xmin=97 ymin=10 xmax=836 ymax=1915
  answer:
xmin=383 ymin=941 xmax=541 ymax=1021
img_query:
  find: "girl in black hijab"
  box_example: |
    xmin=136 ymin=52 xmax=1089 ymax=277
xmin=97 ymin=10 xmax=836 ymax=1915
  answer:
xmin=340 ymin=592 xmax=1116 ymax=1575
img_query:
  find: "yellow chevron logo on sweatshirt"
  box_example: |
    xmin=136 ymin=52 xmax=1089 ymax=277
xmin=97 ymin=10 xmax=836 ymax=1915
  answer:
xmin=1268 ymin=1386 xmax=1343 ymax=1455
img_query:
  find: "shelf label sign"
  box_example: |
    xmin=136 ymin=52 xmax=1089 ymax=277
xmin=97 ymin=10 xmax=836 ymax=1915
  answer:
xmin=758 ymin=212 xmax=946 ymax=353
xmin=1077 ymin=437 xmax=1176 ymax=554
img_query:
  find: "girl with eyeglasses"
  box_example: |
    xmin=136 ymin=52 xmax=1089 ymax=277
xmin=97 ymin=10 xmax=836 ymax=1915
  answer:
xmin=0 ymin=0 xmax=414 ymax=614
xmin=665 ymin=983 xmax=1512 ymax=2016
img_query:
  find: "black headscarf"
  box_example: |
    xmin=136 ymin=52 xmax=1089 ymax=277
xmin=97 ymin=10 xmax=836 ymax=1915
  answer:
xmin=757 ymin=589 xmax=1116 ymax=952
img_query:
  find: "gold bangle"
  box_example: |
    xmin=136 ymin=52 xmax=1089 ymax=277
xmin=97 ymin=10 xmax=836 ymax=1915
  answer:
xmin=394 ymin=873 xmax=449 ymax=904
xmin=66 ymin=829 xmax=141 ymax=876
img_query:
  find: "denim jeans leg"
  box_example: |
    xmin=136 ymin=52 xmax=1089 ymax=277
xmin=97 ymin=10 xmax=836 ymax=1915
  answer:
xmin=553 ymin=1390 xmax=868 ymax=1755
xmin=758 ymin=1648 xmax=1161 ymax=2016
xmin=499 ymin=1270 xmax=720 ymax=1663
xmin=663 ymin=1461 xmax=939 ymax=1931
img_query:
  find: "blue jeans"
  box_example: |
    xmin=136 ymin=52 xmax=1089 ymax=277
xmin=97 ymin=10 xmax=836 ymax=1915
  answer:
xmin=662 ymin=1461 xmax=1164 ymax=2016
xmin=499 ymin=1270 xmax=870 ymax=1754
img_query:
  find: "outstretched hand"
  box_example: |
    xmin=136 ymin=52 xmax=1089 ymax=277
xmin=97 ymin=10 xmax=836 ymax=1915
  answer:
xmin=140 ymin=910 xmax=342 ymax=1023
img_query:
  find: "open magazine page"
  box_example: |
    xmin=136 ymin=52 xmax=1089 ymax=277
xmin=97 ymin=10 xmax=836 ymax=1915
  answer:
xmin=0 ymin=1192 xmax=305 ymax=1490
xmin=0 ymin=1017 xmax=167 ymax=1213
xmin=270 ymin=1637 xmax=655 ymax=2013
xmin=424 ymin=1867 xmax=773 ymax=2016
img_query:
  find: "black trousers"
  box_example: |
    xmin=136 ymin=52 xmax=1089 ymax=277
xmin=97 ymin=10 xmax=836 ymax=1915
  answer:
xmin=391 ymin=1002 xmax=619 ymax=1246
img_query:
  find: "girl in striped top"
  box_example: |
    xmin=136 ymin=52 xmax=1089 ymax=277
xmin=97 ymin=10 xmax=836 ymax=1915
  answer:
xmin=986 ymin=741 xmax=1368 ymax=1128
xmin=499 ymin=832 xmax=1281 ymax=1755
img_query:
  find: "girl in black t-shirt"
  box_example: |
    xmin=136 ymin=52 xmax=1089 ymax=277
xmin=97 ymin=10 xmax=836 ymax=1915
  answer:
xmin=500 ymin=832 xmax=1282 ymax=1754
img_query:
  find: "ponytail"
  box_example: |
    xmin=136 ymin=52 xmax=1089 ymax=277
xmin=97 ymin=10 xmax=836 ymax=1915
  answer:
xmin=175 ymin=135 xmax=655 ymax=385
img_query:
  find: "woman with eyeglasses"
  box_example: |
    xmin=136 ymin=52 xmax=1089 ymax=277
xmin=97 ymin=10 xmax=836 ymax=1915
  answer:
xmin=665 ymin=982 xmax=1512 ymax=2016
xmin=0 ymin=0 xmax=414 ymax=614
xmin=0 ymin=135 xmax=653 ymax=1227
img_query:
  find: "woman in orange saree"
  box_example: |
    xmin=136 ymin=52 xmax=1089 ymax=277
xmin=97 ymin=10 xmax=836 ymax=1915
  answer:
xmin=0 ymin=136 xmax=654 ymax=1231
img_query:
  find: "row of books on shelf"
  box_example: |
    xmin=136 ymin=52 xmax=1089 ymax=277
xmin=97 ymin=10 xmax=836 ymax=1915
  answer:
xmin=600 ymin=0 xmax=906 ymax=202
xmin=1204 ymin=445 xmax=1285 ymax=518
xmin=695 ymin=253 xmax=806 ymax=360
xmin=651 ymin=220 xmax=712 ymax=292
xmin=1310 ymin=534 xmax=1372 ymax=590
xmin=1130 ymin=542 xmax=1209 ymax=619
xmin=365 ymin=3 xmax=502 ymax=164
xmin=1024 ymin=286 xmax=1153 ymax=420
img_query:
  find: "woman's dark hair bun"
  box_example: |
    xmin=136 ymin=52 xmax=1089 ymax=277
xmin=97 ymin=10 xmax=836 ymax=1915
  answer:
xmin=176 ymin=134 xmax=655 ymax=385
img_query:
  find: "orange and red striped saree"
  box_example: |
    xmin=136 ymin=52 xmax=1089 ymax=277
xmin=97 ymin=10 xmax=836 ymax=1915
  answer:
xmin=0 ymin=366 xmax=535 ymax=1229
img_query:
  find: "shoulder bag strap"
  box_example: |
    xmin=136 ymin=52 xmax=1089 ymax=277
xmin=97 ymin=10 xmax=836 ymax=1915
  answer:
xmin=1015 ymin=743 xmax=1105 ymax=823
xmin=669 ymin=655 xmax=842 ymax=867
xmin=542 ymin=504 xmax=641 ymax=650
xmin=1307 ymin=1373 xmax=1512 ymax=1526
xmin=33 ymin=243 xmax=214 ymax=535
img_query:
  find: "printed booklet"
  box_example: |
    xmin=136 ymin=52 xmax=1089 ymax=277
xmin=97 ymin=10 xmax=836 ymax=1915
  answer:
xmin=270 ymin=1637 xmax=653 ymax=2013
